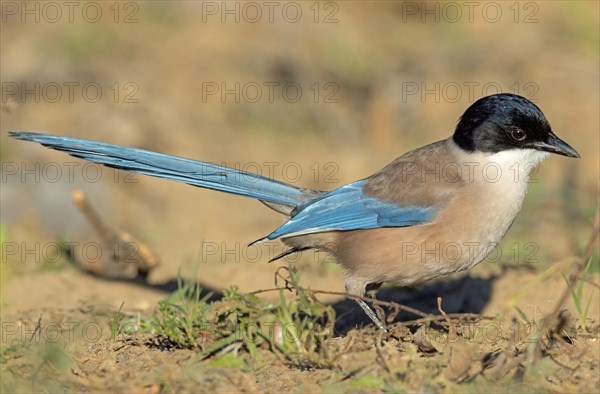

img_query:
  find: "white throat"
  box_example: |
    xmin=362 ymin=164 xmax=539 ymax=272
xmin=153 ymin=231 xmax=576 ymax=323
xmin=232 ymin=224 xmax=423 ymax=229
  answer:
xmin=484 ymin=149 xmax=549 ymax=183
xmin=447 ymin=139 xmax=550 ymax=184
xmin=459 ymin=148 xmax=549 ymax=270
xmin=487 ymin=148 xmax=549 ymax=169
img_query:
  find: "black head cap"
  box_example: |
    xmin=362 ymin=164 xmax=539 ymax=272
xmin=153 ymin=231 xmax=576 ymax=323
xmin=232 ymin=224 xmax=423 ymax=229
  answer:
xmin=453 ymin=94 xmax=579 ymax=158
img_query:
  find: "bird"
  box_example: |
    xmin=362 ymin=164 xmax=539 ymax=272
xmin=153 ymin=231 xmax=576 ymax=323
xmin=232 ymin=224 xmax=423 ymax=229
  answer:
xmin=9 ymin=94 xmax=580 ymax=331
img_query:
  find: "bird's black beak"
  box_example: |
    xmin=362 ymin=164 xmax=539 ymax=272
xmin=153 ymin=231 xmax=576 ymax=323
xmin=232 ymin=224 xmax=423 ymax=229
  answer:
xmin=529 ymin=132 xmax=580 ymax=158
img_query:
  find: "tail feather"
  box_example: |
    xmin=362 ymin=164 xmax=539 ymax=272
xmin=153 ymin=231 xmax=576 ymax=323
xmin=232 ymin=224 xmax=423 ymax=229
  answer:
xmin=9 ymin=131 xmax=318 ymax=209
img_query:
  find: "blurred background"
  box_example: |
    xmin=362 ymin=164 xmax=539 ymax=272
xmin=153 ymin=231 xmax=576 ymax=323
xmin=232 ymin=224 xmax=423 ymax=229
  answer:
xmin=1 ymin=1 xmax=598 ymax=315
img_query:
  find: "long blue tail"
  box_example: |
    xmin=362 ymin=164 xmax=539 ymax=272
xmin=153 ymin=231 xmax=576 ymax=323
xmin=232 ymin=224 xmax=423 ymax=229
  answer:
xmin=9 ymin=131 xmax=318 ymax=210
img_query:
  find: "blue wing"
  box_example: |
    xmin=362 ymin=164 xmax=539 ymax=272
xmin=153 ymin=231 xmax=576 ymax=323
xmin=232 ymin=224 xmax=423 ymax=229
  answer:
xmin=262 ymin=180 xmax=437 ymax=240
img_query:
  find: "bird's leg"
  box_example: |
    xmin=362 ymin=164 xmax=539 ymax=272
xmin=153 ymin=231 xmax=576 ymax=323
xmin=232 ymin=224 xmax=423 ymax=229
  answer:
xmin=345 ymin=279 xmax=387 ymax=332
xmin=365 ymin=282 xmax=385 ymax=325
xmin=356 ymin=299 xmax=386 ymax=332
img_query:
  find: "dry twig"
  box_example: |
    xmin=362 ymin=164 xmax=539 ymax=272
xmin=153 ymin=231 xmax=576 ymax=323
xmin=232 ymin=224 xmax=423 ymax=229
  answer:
xmin=71 ymin=189 xmax=160 ymax=279
xmin=535 ymin=207 xmax=599 ymax=357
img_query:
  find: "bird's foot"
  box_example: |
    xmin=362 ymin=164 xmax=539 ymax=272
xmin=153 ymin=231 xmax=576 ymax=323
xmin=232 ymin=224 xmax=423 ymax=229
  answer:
xmin=354 ymin=298 xmax=387 ymax=332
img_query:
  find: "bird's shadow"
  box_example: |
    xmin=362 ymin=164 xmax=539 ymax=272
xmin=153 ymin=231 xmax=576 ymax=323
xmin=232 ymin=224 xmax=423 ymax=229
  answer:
xmin=87 ymin=270 xmax=494 ymax=335
xmin=331 ymin=275 xmax=494 ymax=334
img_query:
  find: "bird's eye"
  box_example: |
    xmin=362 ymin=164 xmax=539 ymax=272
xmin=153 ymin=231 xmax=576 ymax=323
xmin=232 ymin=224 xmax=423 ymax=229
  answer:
xmin=509 ymin=128 xmax=526 ymax=141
